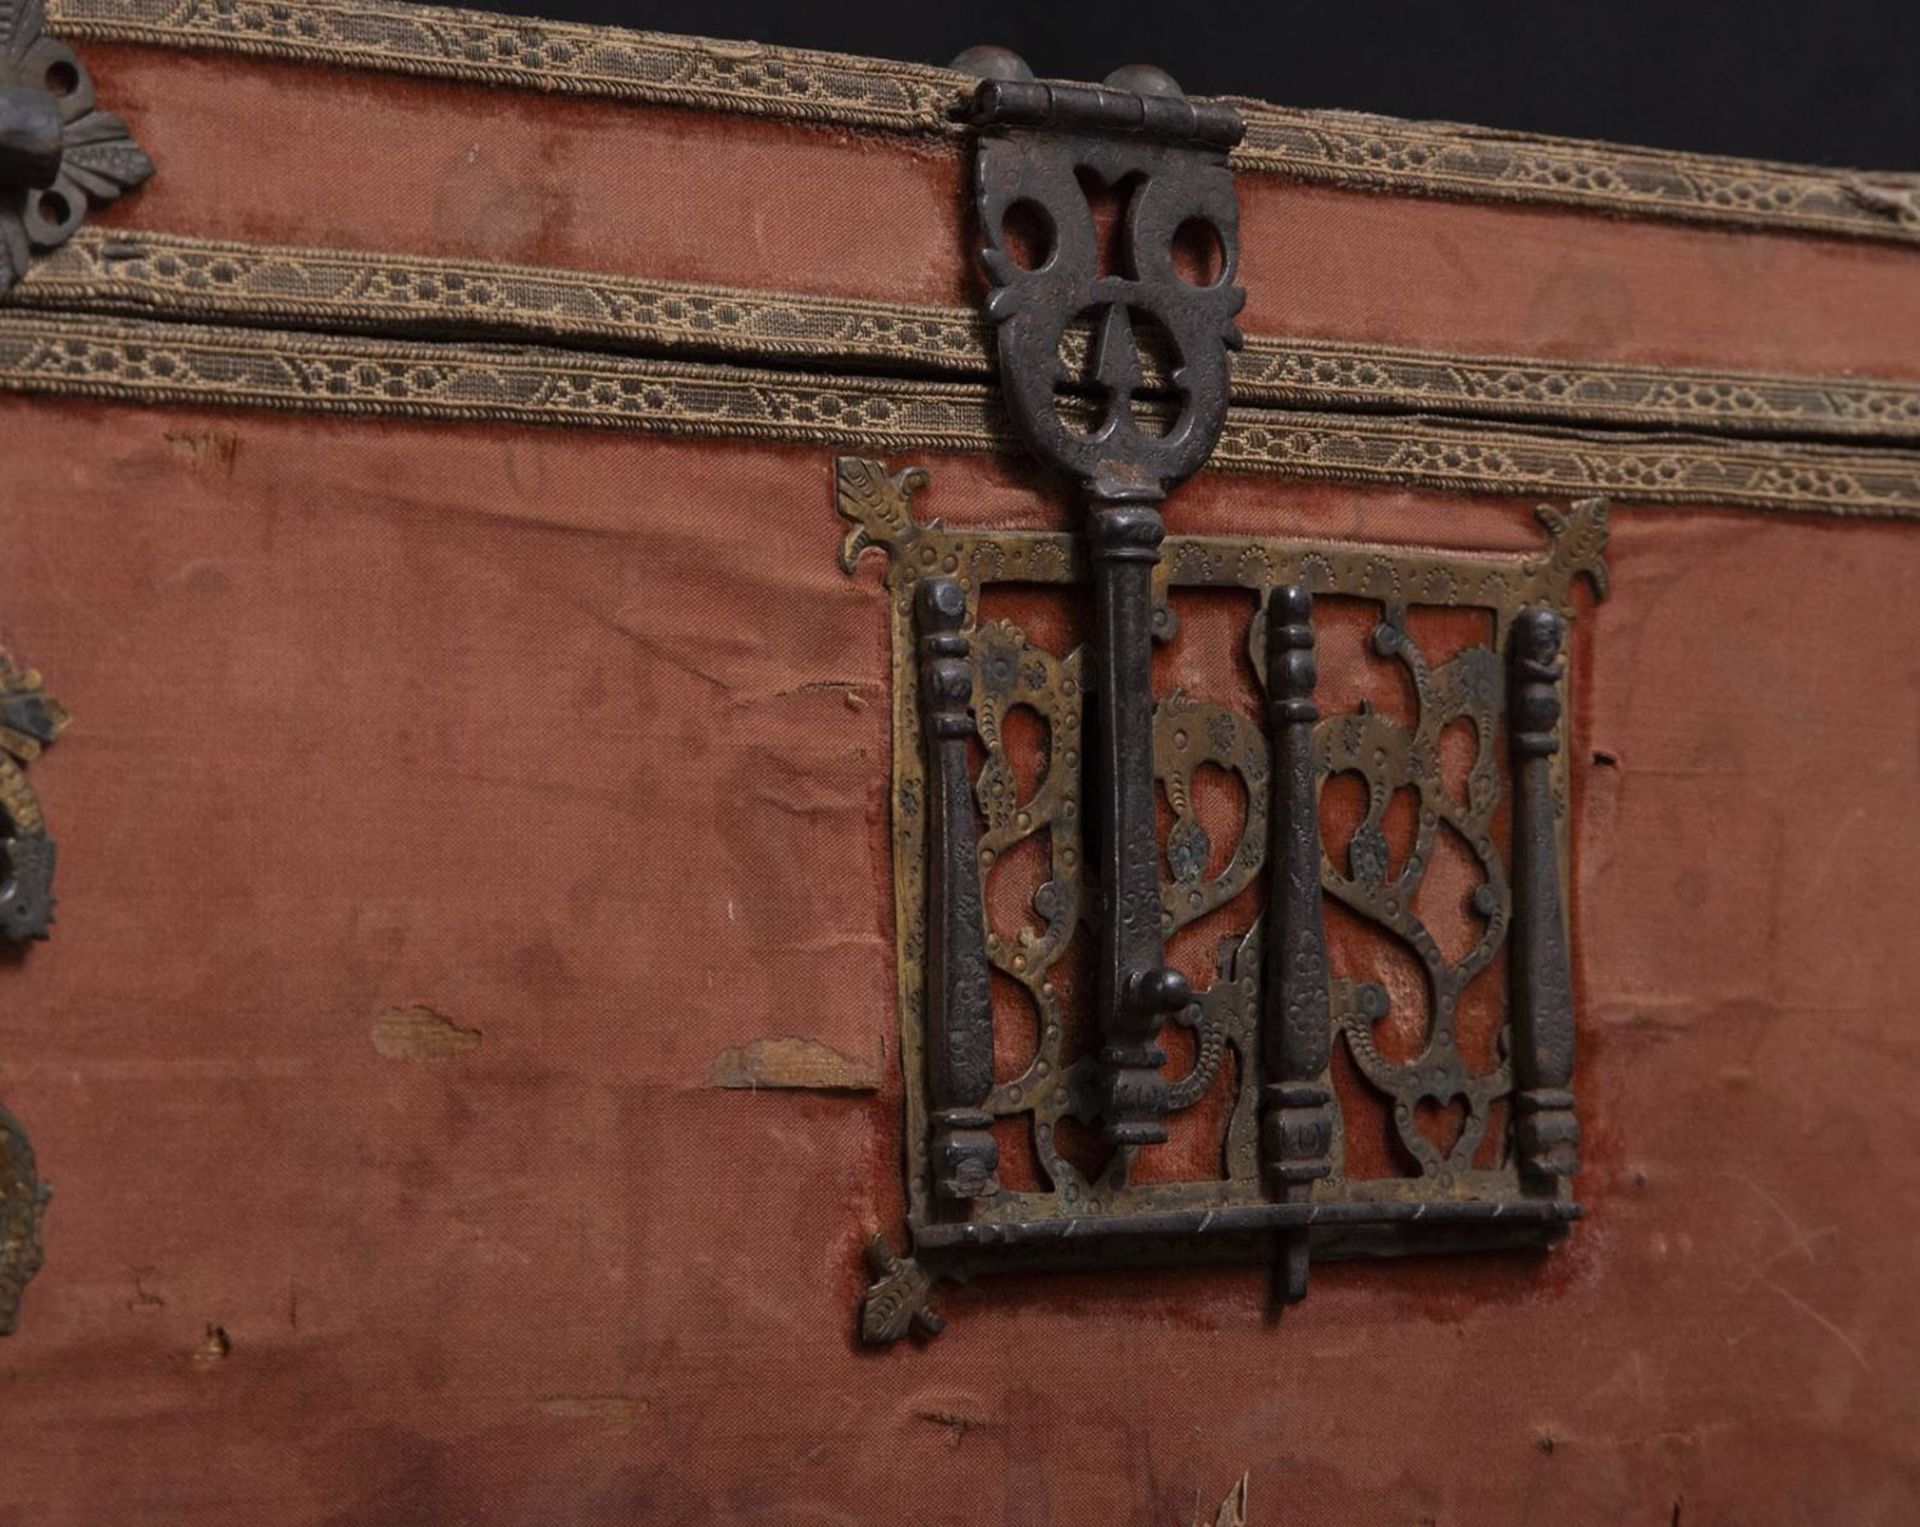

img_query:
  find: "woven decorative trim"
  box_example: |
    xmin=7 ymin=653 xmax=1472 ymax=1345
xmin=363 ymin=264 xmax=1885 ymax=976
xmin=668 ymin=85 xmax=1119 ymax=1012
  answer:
xmin=1230 ymin=107 xmax=1920 ymax=246
xmin=3 ymin=308 xmax=1919 ymax=518
xmin=43 ymin=0 xmax=1920 ymax=246
xmin=1228 ymin=335 xmax=1920 ymax=444
xmin=17 ymin=229 xmax=1920 ymax=445
xmin=13 ymin=228 xmax=989 ymax=368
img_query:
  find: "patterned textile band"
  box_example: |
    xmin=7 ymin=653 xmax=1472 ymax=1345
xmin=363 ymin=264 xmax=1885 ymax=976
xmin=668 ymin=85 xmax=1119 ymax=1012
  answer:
xmin=14 ymin=229 xmax=1920 ymax=447
xmin=4 ymin=307 xmax=1920 ymax=518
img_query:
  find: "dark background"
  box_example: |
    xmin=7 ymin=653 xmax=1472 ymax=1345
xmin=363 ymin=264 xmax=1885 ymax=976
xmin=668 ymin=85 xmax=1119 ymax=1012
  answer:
xmin=442 ymin=0 xmax=1918 ymax=171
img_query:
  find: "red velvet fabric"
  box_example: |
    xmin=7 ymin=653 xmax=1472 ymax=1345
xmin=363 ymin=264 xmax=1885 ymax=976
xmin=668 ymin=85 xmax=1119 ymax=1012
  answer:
xmin=0 ymin=397 xmax=1913 ymax=1521
xmin=85 ymin=44 xmax=1920 ymax=380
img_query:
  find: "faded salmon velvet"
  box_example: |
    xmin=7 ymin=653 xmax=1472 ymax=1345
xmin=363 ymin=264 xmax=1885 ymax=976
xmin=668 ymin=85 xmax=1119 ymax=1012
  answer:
xmin=0 ymin=397 xmax=1914 ymax=1523
xmin=85 ymin=44 xmax=1920 ymax=381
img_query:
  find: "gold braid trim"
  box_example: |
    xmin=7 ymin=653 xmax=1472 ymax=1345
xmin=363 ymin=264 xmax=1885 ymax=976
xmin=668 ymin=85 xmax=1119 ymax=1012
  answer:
xmin=4 ymin=308 xmax=1920 ymax=518
xmin=14 ymin=229 xmax=990 ymax=372
xmin=44 ymin=0 xmax=1920 ymax=245
xmin=1229 ymin=106 xmax=1920 ymax=246
xmin=16 ymin=228 xmax=1920 ymax=445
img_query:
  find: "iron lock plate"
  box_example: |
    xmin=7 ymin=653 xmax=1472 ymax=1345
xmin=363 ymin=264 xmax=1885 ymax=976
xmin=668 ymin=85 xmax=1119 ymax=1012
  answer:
xmin=844 ymin=56 xmax=1604 ymax=1342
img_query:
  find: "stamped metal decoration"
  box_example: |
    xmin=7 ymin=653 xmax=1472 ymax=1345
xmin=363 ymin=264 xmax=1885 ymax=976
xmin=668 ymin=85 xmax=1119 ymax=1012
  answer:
xmin=0 ymin=649 xmax=65 ymax=943
xmin=0 ymin=648 xmax=64 ymax=1335
xmin=0 ymin=1100 xmax=47 ymax=1334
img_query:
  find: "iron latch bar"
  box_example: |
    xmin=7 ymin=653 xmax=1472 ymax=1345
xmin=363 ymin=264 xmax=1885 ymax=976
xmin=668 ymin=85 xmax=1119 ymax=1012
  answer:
xmin=968 ymin=55 xmax=1246 ymax=1149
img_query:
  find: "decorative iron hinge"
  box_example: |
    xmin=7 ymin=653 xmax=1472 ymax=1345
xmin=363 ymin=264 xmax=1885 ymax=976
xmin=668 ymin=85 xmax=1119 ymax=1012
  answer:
xmin=0 ymin=0 xmax=153 ymax=294
xmin=840 ymin=50 xmax=1606 ymax=1342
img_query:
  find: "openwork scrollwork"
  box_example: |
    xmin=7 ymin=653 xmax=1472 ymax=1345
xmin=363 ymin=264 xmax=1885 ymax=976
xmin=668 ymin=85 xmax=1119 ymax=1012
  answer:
xmin=1319 ymin=613 xmax=1511 ymax=1177
xmin=840 ymin=455 xmax=1607 ymax=1339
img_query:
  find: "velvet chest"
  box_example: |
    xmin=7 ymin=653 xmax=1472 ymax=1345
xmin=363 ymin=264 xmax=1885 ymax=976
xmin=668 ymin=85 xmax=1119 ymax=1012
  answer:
xmin=0 ymin=4 xmax=1916 ymax=1521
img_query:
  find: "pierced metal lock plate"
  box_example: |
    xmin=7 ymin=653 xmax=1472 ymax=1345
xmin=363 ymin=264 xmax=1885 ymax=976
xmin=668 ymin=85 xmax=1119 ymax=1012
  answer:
xmin=843 ymin=52 xmax=1605 ymax=1342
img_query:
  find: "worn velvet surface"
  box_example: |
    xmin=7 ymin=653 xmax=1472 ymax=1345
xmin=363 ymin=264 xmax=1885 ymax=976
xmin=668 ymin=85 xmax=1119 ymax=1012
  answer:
xmin=83 ymin=44 xmax=1920 ymax=381
xmin=0 ymin=397 xmax=1914 ymax=1523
